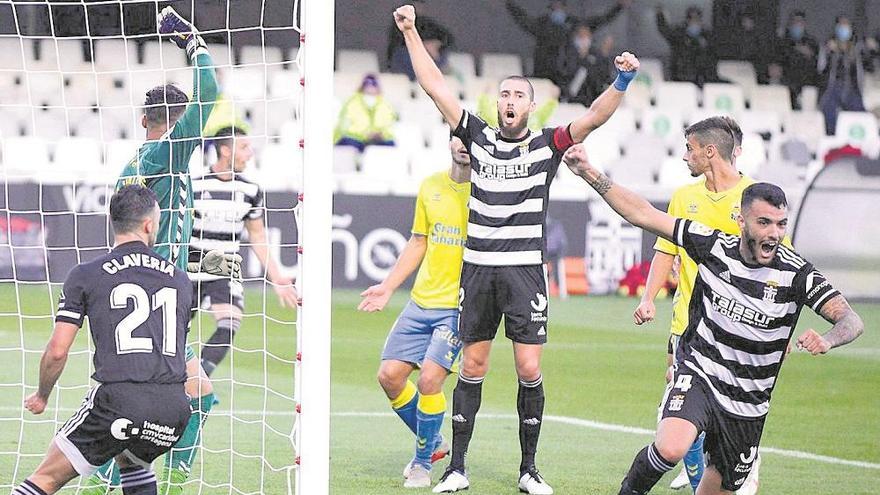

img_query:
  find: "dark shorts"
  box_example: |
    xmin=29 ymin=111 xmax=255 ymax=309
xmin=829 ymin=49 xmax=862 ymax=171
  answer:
xmin=459 ymin=262 xmax=548 ymax=344
xmin=55 ymin=382 xmax=191 ymax=476
xmin=660 ymin=369 xmax=766 ymax=492
xmin=192 ymin=278 xmax=245 ymax=311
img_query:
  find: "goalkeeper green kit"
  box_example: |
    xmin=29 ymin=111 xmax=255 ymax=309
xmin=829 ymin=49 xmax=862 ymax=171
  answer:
xmin=116 ymin=52 xmax=218 ymax=271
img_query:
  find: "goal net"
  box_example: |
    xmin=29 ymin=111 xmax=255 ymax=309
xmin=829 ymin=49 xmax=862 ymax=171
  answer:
xmin=0 ymin=0 xmax=332 ymax=493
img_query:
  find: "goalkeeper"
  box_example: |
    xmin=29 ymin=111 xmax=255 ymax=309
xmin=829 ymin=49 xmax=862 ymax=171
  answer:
xmin=82 ymin=7 xmax=237 ymax=495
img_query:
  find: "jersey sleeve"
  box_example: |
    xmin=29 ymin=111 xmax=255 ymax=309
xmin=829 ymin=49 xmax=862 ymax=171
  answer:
xmin=169 ymin=52 xmax=219 ymax=173
xmin=452 ymin=110 xmax=488 ymax=148
xmin=672 ymin=218 xmax=718 ymax=264
xmin=654 ymin=192 xmax=681 ymax=256
xmin=246 ymin=186 xmax=265 ymax=221
xmin=799 ymin=265 xmax=841 ymax=313
xmin=411 ymin=183 xmax=429 ymax=236
xmin=56 ymin=266 xmax=87 ymax=327
xmin=546 ymin=124 xmax=575 ymax=154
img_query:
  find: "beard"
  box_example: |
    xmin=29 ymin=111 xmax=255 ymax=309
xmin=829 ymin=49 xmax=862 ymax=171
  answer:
xmin=497 ymin=109 xmax=528 ymax=136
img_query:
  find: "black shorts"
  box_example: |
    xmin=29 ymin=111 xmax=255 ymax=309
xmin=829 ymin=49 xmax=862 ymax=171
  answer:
xmin=55 ymin=382 xmax=191 ymax=476
xmin=192 ymin=278 xmax=245 ymax=311
xmin=660 ymin=369 xmax=766 ymax=492
xmin=459 ymin=262 xmax=548 ymax=344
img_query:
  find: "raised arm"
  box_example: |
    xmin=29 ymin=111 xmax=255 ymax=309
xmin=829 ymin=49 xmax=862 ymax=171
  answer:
xmin=568 ymin=51 xmax=638 ymax=142
xmin=583 ymin=0 xmax=626 ymax=31
xmin=504 ymin=0 xmax=540 ymax=37
xmin=395 ymin=5 xmax=463 ymax=128
xmin=563 ymin=144 xmax=676 ymax=240
xmin=358 ymin=234 xmax=428 ymax=312
xmin=797 ymin=295 xmax=864 ymax=355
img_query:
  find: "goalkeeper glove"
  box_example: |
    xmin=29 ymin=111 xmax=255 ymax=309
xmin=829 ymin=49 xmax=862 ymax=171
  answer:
xmin=157 ymin=6 xmax=207 ymax=59
xmin=187 ymin=250 xmax=242 ymax=279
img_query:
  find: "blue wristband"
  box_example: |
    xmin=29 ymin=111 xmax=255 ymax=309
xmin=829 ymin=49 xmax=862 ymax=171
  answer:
xmin=613 ymin=72 xmax=634 ymax=91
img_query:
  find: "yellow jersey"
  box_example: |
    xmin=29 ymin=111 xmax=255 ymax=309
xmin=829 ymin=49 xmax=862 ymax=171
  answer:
xmin=410 ymin=171 xmax=470 ymax=309
xmin=655 ymin=176 xmax=755 ymax=336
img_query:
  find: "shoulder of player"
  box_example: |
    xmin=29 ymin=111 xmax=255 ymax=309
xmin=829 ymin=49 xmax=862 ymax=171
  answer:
xmin=775 ymin=244 xmax=809 ymax=271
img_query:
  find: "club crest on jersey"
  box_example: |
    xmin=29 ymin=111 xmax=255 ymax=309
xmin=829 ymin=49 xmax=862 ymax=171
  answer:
xmin=763 ymin=281 xmax=778 ymax=302
xmin=668 ymin=394 xmax=685 ymax=412
xmin=731 ymin=204 xmax=742 ymax=221
xmin=688 ymin=203 xmax=698 ymax=214
xmin=518 ymin=142 xmax=530 ymax=155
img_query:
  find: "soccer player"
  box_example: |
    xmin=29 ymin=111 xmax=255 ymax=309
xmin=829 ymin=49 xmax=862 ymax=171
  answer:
xmin=393 ymin=5 xmax=638 ymax=494
xmin=632 ymin=116 xmax=752 ymax=493
xmin=358 ymin=135 xmax=471 ymax=488
xmin=14 ymin=185 xmax=193 ymax=495
xmin=190 ymin=126 xmax=299 ymax=376
xmin=562 ymin=144 xmax=864 ymax=495
xmin=82 ymin=7 xmax=237 ymax=495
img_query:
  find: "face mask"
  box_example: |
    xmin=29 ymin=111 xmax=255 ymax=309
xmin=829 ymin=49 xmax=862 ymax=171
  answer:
xmin=836 ymin=25 xmax=852 ymax=42
xmin=788 ymin=25 xmax=804 ymax=40
xmin=686 ymin=24 xmax=702 ymax=38
xmin=574 ymin=37 xmax=592 ymax=52
xmin=549 ymin=10 xmax=567 ymax=26
xmin=363 ymin=95 xmax=378 ymax=107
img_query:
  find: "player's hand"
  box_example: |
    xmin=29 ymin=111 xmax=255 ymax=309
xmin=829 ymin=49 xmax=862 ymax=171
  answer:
xmin=24 ymin=393 xmax=47 ymax=415
xmin=188 ymin=250 xmax=242 ymax=279
xmin=633 ymin=300 xmax=656 ymax=325
xmin=358 ymin=283 xmax=392 ymax=312
xmin=563 ymin=144 xmax=593 ymax=178
xmin=272 ymin=277 xmax=301 ymax=308
xmin=614 ymin=51 xmax=640 ymax=78
xmin=796 ymin=329 xmax=832 ymax=355
xmin=157 ymin=6 xmax=206 ymax=58
xmin=393 ymin=5 xmax=416 ymax=33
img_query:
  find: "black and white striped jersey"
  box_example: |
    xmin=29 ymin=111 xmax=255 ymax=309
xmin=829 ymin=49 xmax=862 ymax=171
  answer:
xmin=672 ymin=219 xmax=840 ymax=418
xmin=453 ymin=111 xmax=575 ymax=266
xmin=188 ymin=174 xmax=264 ymax=281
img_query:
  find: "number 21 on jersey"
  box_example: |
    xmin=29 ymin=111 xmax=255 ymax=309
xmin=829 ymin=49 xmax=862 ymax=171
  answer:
xmin=110 ymin=283 xmax=178 ymax=356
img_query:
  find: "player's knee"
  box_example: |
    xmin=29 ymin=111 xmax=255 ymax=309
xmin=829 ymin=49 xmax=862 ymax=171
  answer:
xmin=186 ymin=368 xmax=213 ymax=397
xmin=655 ymin=439 xmax=689 ymax=464
xmin=416 ymin=370 xmax=445 ymax=395
xmin=376 ymin=365 xmax=404 ymax=394
xmin=515 ymin=361 xmax=541 ymax=383
xmin=460 ymin=358 xmax=488 ymax=378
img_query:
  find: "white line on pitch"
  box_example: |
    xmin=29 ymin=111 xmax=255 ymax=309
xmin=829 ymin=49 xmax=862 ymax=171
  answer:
xmin=5 ymin=406 xmax=878 ymax=470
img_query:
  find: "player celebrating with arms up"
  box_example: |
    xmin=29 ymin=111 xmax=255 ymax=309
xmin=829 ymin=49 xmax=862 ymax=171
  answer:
xmin=359 ymin=134 xmax=471 ymax=488
xmin=563 ymin=144 xmax=864 ymax=495
xmin=393 ymin=4 xmax=638 ymax=493
xmin=14 ymin=185 xmax=193 ymax=495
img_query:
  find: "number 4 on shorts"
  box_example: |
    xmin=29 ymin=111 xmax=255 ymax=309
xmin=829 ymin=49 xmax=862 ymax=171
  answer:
xmin=674 ymin=374 xmax=693 ymax=392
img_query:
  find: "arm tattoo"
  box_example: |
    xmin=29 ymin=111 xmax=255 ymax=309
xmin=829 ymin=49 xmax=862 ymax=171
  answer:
xmin=587 ymin=172 xmax=613 ymax=195
xmin=818 ymin=294 xmax=864 ymax=349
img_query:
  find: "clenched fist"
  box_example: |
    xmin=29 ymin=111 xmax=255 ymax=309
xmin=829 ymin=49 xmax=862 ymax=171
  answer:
xmin=393 ymin=5 xmax=416 ymax=32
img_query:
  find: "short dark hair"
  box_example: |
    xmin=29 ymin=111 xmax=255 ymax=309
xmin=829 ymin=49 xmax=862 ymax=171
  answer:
xmin=110 ymin=185 xmax=158 ymax=234
xmin=144 ymin=84 xmax=189 ymax=127
xmin=719 ymin=115 xmax=743 ymax=147
xmin=500 ymin=75 xmax=535 ymax=101
xmin=742 ymin=182 xmax=788 ymax=212
xmin=684 ymin=116 xmax=736 ymax=161
xmin=211 ymin=126 xmax=248 ymax=160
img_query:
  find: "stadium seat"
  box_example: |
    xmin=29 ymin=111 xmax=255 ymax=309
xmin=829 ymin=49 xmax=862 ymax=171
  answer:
xmin=634 ymin=57 xmax=664 ymax=93
xmin=528 ymin=78 xmax=561 ymax=104
xmin=800 ymin=86 xmax=818 ymax=111
xmin=447 ymin=51 xmax=477 ymax=81
xmin=53 ymin=137 xmax=103 ymax=182
xmin=749 ymin=84 xmax=791 ymax=114
xmin=737 ymin=133 xmax=766 ymax=177
xmin=0 ymin=38 xmax=25 ymax=71
xmin=0 ymin=72 xmax=24 ymax=107
xmin=640 ymin=107 xmax=684 ymax=146
xmin=55 ymin=39 xmax=91 ymax=73
xmin=99 ymin=106 xmax=139 ymax=140
xmin=135 ymin=40 xmax=188 ymax=70
xmin=783 ymin=111 xmax=825 ymax=153
xmin=547 ymin=102 xmax=587 ymax=128
xmin=480 ymin=53 xmax=522 ymax=80
xmin=410 ymin=146 xmax=451 ymax=182
xmin=606 ymin=158 xmax=656 ymax=188
xmin=95 ymin=71 xmax=132 ymax=108
xmin=398 ymin=98 xmax=445 ymax=134
xmin=739 ymin=110 xmax=782 ymax=137
xmin=755 ymin=161 xmax=805 ymax=191
xmin=93 ymin=39 xmax=131 ymax=72
xmin=377 ymin=73 xmax=413 ymax=109
xmin=240 ymin=45 xmax=284 ymax=66
xmin=620 ymin=131 xmax=667 ymax=174
xmin=334 ymin=72 xmax=367 ymax=100
xmin=105 ymin=139 xmax=141 ymax=169
xmin=227 ymin=67 xmax=266 ymax=101
xmin=815 ymin=136 xmax=848 ymax=163
xmin=595 ymin=107 xmax=636 ymax=137
xmin=658 ymin=157 xmax=697 ymax=188
xmin=268 ymin=70 xmax=301 ymax=100
xmin=0 ymin=105 xmax=27 ymax=137
xmin=25 ymin=72 xmax=66 ymax=107
xmin=835 ymin=111 xmax=880 ymax=157
xmin=333 ymin=145 xmax=359 ymax=174
xmin=336 ymin=49 xmax=380 ymax=74
xmin=462 ymin=76 xmax=498 ymax=102
xmin=361 ymin=145 xmax=409 ymax=178
xmin=717 ymin=60 xmax=757 ymax=95
xmin=64 ymin=74 xmax=99 ymax=108
xmin=427 ymin=123 xmax=451 ymax=151
xmin=1 ymin=137 xmax=50 ymax=179
xmin=257 ymin=142 xmax=302 ymax=190
xmin=205 ymin=43 xmax=234 ymax=69
xmin=623 ymin=82 xmax=652 ymax=110
xmin=702 ymin=83 xmax=745 ymax=113
xmin=581 ymin=132 xmax=621 ymax=171
xmin=655 ymin=81 xmax=700 ymax=113
xmin=67 ymin=108 xmax=102 ymax=140
xmin=392 ymin=122 xmax=426 ymax=162
xmin=31 ymin=108 xmax=70 ymax=140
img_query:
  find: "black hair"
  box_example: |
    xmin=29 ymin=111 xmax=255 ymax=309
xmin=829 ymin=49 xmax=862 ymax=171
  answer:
xmin=791 ymin=10 xmax=806 ymax=19
xmin=719 ymin=115 xmax=743 ymax=147
xmin=211 ymin=126 xmax=249 ymax=160
xmin=144 ymin=84 xmax=189 ymax=127
xmin=742 ymin=182 xmax=788 ymax=212
xmin=684 ymin=116 xmax=736 ymax=160
xmin=500 ymin=75 xmax=535 ymax=101
xmin=110 ymin=185 xmax=158 ymax=234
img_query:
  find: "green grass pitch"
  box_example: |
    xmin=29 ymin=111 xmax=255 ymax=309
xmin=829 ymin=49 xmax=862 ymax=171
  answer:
xmin=0 ymin=285 xmax=877 ymax=493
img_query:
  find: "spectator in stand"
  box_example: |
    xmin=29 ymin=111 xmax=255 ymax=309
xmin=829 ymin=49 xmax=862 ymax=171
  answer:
xmin=334 ymin=74 xmax=397 ymax=152
xmin=818 ymin=15 xmax=869 ymax=135
xmin=505 ymin=0 xmax=629 ymax=86
xmin=655 ymin=5 xmax=718 ymax=86
xmin=386 ymin=0 xmax=454 ymax=79
xmin=558 ymin=23 xmax=616 ymax=105
xmin=774 ymin=10 xmax=820 ymax=110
